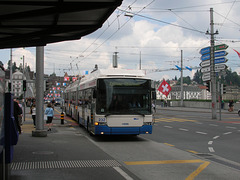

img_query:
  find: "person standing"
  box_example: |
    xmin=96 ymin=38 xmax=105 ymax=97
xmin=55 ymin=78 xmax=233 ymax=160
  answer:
xmin=45 ymin=103 xmax=54 ymax=131
xmin=13 ymin=99 xmax=22 ymax=134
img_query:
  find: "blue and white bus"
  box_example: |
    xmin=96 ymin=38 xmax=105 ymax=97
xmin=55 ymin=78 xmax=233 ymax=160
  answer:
xmin=64 ymin=69 xmax=155 ymax=135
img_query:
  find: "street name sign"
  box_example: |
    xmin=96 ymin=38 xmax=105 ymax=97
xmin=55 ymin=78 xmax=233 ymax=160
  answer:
xmin=202 ymin=72 xmax=211 ymax=81
xmin=200 ymin=66 xmax=210 ymax=73
xmin=200 ymin=60 xmax=210 ymax=67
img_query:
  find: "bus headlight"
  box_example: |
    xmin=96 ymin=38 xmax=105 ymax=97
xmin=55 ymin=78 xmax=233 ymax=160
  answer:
xmin=95 ymin=122 xmax=107 ymax=126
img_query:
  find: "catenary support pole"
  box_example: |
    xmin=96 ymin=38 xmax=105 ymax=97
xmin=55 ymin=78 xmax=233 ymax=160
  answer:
xmin=210 ymin=8 xmax=217 ymax=119
xmin=180 ymin=50 xmax=183 ymax=107
xmin=32 ymin=46 xmax=47 ymax=137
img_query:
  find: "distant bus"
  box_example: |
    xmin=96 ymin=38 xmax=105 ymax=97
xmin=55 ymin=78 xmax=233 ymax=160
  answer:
xmin=64 ymin=69 xmax=155 ymax=135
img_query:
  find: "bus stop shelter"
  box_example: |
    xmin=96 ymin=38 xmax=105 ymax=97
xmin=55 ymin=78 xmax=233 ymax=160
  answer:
xmin=0 ymin=1 xmax=123 ymax=179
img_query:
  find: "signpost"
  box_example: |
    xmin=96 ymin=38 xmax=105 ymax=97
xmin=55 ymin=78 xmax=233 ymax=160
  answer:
xmin=200 ymin=44 xmax=228 ymax=82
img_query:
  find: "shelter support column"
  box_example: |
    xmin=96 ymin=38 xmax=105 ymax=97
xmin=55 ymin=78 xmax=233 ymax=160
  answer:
xmin=32 ymin=46 xmax=47 ymax=137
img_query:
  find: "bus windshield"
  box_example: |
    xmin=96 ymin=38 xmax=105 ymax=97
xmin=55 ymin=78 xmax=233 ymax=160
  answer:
xmin=96 ymin=78 xmax=151 ymax=115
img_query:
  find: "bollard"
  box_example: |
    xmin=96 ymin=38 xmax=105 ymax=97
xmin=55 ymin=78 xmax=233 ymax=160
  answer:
xmin=61 ymin=113 xmax=64 ymax=125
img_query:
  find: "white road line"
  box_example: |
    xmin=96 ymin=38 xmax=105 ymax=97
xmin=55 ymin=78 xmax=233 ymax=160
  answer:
xmin=164 ymin=126 xmax=173 ymax=128
xmin=226 ymin=126 xmax=237 ymax=129
xmin=208 ymin=147 xmax=215 ymax=152
xmin=179 ymin=128 xmax=189 ymax=131
xmin=213 ymin=136 xmax=220 ymax=139
xmin=209 ymin=124 xmax=218 ymax=127
xmin=196 ymin=131 xmax=207 ymax=135
xmin=113 ymin=167 xmax=133 ymax=180
xmin=223 ymin=132 xmax=232 ymax=135
xmin=208 ymin=141 xmax=213 ymax=145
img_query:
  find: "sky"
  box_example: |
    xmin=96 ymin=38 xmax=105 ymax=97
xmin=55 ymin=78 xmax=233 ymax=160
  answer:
xmin=0 ymin=0 xmax=240 ymax=81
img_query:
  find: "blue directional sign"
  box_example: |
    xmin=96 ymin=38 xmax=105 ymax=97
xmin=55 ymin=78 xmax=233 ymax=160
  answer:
xmin=201 ymin=54 xmax=210 ymax=61
xmin=200 ymin=47 xmax=210 ymax=55
xmin=214 ymin=57 xmax=228 ymax=64
xmin=201 ymin=51 xmax=228 ymax=61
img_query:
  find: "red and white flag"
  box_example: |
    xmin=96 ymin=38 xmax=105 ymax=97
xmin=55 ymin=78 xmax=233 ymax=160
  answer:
xmin=158 ymin=79 xmax=172 ymax=97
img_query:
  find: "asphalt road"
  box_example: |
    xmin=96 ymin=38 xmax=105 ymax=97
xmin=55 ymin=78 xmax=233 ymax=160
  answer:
xmin=143 ymin=108 xmax=240 ymax=170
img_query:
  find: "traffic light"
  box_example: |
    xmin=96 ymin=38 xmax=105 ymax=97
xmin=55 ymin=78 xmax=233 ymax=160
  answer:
xmin=23 ymin=80 xmax=26 ymax=91
xmin=221 ymin=84 xmax=226 ymax=94
xmin=206 ymin=81 xmax=211 ymax=92
xmin=45 ymin=80 xmax=50 ymax=91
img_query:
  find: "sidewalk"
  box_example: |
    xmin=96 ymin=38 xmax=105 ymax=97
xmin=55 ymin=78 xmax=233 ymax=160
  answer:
xmin=10 ymin=107 xmax=137 ymax=180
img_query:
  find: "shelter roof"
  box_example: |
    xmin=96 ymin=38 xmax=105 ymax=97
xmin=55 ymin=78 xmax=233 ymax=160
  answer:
xmin=0 ymin=0 xmax=122 ymax=49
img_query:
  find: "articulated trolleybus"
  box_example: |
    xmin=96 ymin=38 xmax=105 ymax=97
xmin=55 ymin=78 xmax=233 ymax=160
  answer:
xmin=64 ymin=69 xmax=155 ymax=135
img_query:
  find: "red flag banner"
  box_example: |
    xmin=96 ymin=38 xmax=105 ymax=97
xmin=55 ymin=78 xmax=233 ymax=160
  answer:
xmin=233 ymin=49 xmax=240 ymax=58
xmin=158 ymin=79 xmax=172 ymax=97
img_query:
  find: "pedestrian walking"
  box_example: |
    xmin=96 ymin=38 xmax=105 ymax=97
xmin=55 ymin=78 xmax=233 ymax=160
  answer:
xmin=30 ymin=101 xmax=36 ymax=127
xmin=45 ymin=103 xmax=54 ymax=131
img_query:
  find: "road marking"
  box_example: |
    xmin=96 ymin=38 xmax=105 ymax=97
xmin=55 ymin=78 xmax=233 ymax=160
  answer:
xmin=124 ymin=159 xmax=205 ymax=165
xmin=223 ymin=132 xmax=232 ymax=135
xmin=113 ymin=167 xmax=133 ymax=180
xmin=208 ymin=141 xmax=213 ymax=145
xmin=179 ymin=128 xmax=189 ymax=131
xmin=164 ymin=126 xmax=173 ymax=128
xmin=124 ymin=159 xmax=210 ymax=180
xmin=208 ymin=147 xmax=215 ymax=152
xmin=213 ymin=136 xmax=219 ymax=139
xmin=164 ymin=143 xmax=175 ymax=147
xmin=186 ymin=161 xmax=210 ymax=180
xmin=226 ymin=126 xmax=236 ymax=129
xmin=155 ymin=118 xmax=197 ymax=123
xmin=209 ymin=124 xmax=218 ymax=127
xmin=196 ymin=131 xmax=207 ymax=135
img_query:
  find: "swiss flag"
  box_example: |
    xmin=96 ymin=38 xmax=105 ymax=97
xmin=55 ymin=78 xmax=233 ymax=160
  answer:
xmin=158 ymin=79 xmax=172 ymax=97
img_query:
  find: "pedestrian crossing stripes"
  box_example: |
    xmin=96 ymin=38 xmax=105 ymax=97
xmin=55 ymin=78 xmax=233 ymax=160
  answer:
xmin=154 ymin=118 xmax=197 ymax=123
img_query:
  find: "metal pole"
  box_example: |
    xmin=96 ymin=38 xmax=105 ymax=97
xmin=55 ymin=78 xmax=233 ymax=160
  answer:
xmin=32 ymin=46 xmax=47 ymax=137
xmin=210 ymin=8 xmax=217 ymax=119
xmin=10 ymin=49 xmax=13 ymax=93
xmin=180 ymin=50 xmax=183 ymax=107
xmin=219 ymin=80 xmax=222 ymax=121
xmin=22 ymin=55 xmax=26 ymax=122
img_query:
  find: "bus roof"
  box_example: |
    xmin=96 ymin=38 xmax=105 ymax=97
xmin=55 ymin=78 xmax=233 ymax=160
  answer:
xmin=83 ymin=69 xmax=147 ymax=80
xmin=65 ymin=69 xmax=150 ymax=92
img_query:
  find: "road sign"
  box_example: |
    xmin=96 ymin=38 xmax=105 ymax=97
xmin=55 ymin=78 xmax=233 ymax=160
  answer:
xmin=201 ymin=50 xmax=228 ymax=61
xmin=214 ymin=57 xmax=228 ymax=64
xmin=200 ymin=47 xmax=210 ymax=55
xmin=200 ymin=60 xmax=210 ymax=67
xmin=202 ymin=72 xmax=211 ymax=81
xmin=214 ymin=44 xmax=228 ymax=51
xmin=199 ymin=44 xmax=228 ymax=55
xmin=200 ymin=66 xmax=210 ymax=73
xmin=215 ymin=64 xmax=227 ymax=72
xmin=201 ymin=54 xmax=210 ymax=61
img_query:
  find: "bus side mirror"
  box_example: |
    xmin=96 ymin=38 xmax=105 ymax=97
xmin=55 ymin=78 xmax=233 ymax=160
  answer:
xmin=93 ymin=89 xmax=97 ymax=98
xmin=152 ymin=91 xmax=156 ymax=100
